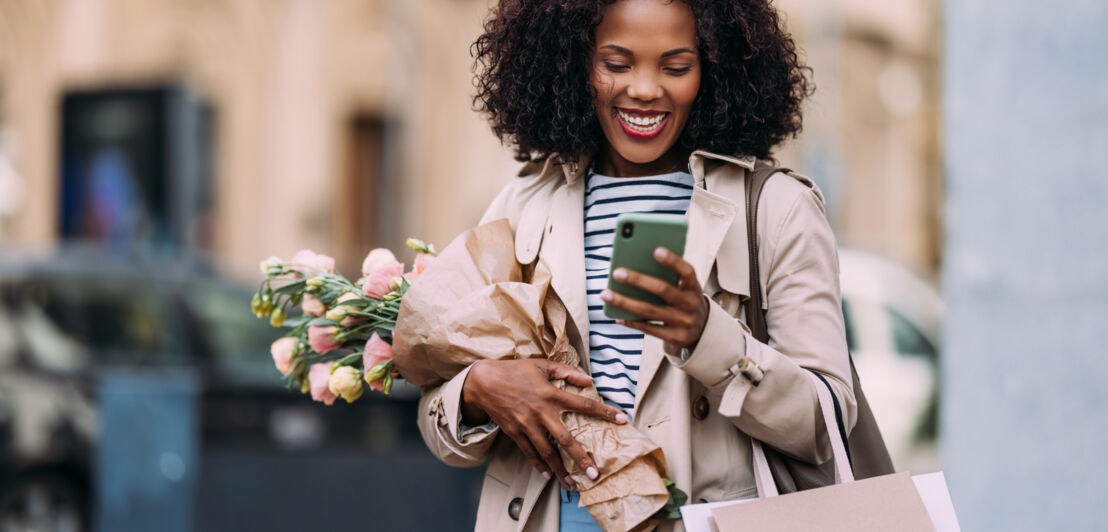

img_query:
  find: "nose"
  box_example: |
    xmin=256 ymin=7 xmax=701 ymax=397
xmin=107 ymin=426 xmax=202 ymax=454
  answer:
xmin=626 ymin=70 xmax=663 ymax=102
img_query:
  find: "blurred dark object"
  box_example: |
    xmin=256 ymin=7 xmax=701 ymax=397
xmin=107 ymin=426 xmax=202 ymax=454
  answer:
xmin=58 ymin=85 xmax=215 ymax=256
xmin=0 ymin=248 xmax=482 ymax=532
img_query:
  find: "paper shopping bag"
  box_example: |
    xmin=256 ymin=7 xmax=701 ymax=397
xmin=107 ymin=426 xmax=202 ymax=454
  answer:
xmin=710 ymin=472 xmax=933 ymax=532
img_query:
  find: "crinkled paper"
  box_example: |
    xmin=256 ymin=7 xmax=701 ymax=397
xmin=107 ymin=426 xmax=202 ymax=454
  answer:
xmin=393 ymin=219 xmax=670 ymax=532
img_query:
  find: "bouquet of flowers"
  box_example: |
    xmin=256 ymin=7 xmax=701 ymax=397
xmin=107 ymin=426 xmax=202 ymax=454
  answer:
xmin=251 ymin=220 xmax=685 ymax=532
xmin=250 ymin=239 xmax=436 ymax=403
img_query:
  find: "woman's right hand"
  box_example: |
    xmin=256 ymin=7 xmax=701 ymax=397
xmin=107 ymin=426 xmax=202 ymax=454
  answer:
xmin=460 ymin=358 xmax=629 ymax=488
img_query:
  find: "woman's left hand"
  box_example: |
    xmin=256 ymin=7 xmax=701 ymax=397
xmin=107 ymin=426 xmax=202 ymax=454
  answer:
xmin=601 ymin=247 xmax=709 ymax=350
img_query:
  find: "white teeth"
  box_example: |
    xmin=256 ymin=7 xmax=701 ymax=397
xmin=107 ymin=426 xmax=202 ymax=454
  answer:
xmin=617 ymin=109 xmax=667 ymax=132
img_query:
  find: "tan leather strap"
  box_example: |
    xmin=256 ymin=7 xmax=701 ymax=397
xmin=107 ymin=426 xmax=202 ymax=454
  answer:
xmin=742 ymin=162 xmax=789 ymax=342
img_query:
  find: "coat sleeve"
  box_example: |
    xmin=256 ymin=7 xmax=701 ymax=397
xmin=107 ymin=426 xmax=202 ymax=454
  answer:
xmin=416 ymin=365 xmax=501 ymax=467
xmin=414 ymin=165 xmax=550 ymax=468
xmin=664 ymin=182 xmax=856 ymax=464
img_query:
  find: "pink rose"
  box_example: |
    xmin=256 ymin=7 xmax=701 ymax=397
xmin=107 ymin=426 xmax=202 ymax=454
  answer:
xmin=308 ymin=325 xmax=342 ymax=354
xmin=361 ymin=248 xmax=401 ymax=278
xmin=290 ymin=249 xmax=336 ymax=278
xmin=404 ymin=253 xmax=436 ymax=282
xmin=308 ymin=363 xmax=337 ymax=405
xmin=301 ymin=294 xmax=325 ymax=317
xmin=363 ymin=262 xmax=404 ymax=299
xmin=270 ymin=337 xmax=297 ymax=375
xmin=361 ymin=334 xmax=392 ymax=392
xmin=413 ymin=253 xmax=434 ymax=274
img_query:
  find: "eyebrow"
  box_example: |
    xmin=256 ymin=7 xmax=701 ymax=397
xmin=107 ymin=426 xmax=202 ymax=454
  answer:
xmin=600 ymin=44 xmax=696 ymax=58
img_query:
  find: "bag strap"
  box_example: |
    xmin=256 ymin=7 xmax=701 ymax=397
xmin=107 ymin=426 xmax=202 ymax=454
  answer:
xmin=741 ymin=163 xmax=855 ymax=496
xmin=742 ymin=162 xmax=789 ymax=343
xmin=753 ymin=372 xmax=855 ymax=497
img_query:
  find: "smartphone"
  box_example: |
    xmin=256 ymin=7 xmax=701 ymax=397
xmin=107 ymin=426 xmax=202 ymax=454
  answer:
xmin=603 ymin=212 xmax=688 ymax=321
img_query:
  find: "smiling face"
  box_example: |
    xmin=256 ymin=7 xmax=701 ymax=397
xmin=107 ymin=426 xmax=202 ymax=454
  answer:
xmin=590 ymin=0 xmax=700 ymax=177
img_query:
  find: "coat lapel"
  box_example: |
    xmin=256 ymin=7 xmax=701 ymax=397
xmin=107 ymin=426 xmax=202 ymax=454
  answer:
xmin=633 ymin=158 xmax=744 ymax=413
xmin=543 ymin=169 xmax=590 ymax=371
xmin=526 ymin=151 xmax=755 ymax=410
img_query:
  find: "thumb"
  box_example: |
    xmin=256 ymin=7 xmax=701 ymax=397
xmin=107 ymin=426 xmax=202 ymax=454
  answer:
xmin=540 ymin=360 xmax=594 ymax=387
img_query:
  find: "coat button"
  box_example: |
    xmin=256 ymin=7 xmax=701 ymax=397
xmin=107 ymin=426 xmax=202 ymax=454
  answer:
xmin=508 ymin=497 xmax=523 ymax=521
xmin=693 ymin=396 xmax=709 ymax=420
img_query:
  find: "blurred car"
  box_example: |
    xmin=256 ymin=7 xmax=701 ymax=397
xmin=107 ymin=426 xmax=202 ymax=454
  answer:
xmin=0 ymin=247 xmax=480 ymax=532
xmin=839 ymin=248 xmax=943 ymax=473
xmin=0 ymin=244 xmax=939 ymax=530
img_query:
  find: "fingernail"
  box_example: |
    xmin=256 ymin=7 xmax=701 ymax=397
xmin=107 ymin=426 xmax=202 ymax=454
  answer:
xmin=613 ymin=269 xmax=627 ymax=281
xmin=600 ymin=290 xmax=613 ymax=302
xmin=564 ymin=475 xmax=576 ymax=487
xmin=587 ymin=467 xmax=599 ymax=480
xmin=542 ymin=471 xmax=551 ymax=481
xmin=615 ymin=413 xmax=628 ymax=424
xmin=655 ymin=247 xmax=669 ymax=259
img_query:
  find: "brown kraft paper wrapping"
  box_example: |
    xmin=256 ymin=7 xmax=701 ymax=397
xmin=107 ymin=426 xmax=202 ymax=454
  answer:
xmin=393 ymin=219 xmax=670 ymax=532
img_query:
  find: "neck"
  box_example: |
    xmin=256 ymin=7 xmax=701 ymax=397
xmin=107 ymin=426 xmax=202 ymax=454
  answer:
xmin=595 ymin=145 xmax=687 ymax=178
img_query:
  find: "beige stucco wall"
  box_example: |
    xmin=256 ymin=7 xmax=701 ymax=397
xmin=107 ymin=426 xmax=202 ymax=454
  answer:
xmin=0 ymin=0 xmax=939 ymax=281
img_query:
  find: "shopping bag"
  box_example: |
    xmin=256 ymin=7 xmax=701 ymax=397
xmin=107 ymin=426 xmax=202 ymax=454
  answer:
xmin=681 ymin=472 xmax=960 ymax=532
xmin=710 ymin=472 xmax=931 ymax=531
xmin=682 ymin=372 xmax=960 ymax=532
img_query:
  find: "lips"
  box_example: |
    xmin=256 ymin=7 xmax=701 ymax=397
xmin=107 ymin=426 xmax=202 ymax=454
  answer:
xmin=616 ymin=108 xmax=669 ymax=139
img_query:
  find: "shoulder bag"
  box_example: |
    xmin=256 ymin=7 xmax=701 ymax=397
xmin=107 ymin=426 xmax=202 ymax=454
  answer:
xmin=742 ymin=161 xmax=896 ymax=492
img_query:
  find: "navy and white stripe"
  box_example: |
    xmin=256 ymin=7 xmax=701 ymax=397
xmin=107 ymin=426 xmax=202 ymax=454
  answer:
xmin=584 ymin=171 xmax=694 ymax=419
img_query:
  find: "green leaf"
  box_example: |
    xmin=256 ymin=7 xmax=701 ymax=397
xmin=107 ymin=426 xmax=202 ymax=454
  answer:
xmin=272 ymin=280 xmax=307 ymax=296
xmin=282 ymin=315 xmax=310 ymax=327
xmin=651 ymin=479 xmax=689 ymax=521
xmin=307 ymin=317 xmax=339 ymax=327
xmin=334 ymin=352 xmax=363 ymax=367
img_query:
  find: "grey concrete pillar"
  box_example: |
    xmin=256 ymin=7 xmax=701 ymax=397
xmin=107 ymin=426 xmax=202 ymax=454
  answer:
xmin=942 ymin=1 xmax=1108 ymax=530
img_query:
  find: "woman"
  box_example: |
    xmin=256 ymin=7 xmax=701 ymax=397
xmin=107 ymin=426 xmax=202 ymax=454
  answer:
xmin=417 ymin=0 xmax=856 ymax=530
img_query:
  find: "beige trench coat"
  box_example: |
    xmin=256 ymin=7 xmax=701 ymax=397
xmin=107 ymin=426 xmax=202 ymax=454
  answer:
xmin=417 ymin=150 xmax=857 ymax=532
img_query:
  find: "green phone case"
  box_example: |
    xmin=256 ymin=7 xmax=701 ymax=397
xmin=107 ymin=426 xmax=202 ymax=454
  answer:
xmin=603 ymin=213 xmax=688 ymax=321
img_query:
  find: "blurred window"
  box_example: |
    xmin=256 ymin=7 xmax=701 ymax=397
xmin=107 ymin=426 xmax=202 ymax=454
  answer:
xmin=0 ymin=299 xmax=19 ymax=367
xmin=184 ymin=284 xmax=281 ymax=385
xmin=28 ymin=276 xmax=190 ymax=367
xmin=885 ymin=305 xmax=936 ymax=358
xmin=335 ymin=115 xmax=385 ymax=275
xmin=841 ymin=300 xmax=857 ymax=352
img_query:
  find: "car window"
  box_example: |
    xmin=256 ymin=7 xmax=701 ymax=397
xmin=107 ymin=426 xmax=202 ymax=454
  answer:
xmin=0 ymin=300 xmax=19 ymax=368
xmin=183 ymin=283 xmax=282 ymax=386
xmin=885 ymin=305 xmax=937 ymax=358
xmin=25 ymin=276 xmax=190 ymax=367
xmin=841 ymin=300 xmax=857 ymax=353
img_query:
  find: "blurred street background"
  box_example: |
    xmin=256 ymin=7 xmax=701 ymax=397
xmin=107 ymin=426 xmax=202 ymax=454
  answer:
xmin=0 ymin=0 xmax=1104 ymax=531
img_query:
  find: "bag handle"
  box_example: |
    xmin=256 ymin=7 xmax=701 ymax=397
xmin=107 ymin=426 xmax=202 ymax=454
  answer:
xmin=753 ymin=372 xmax=855 ymax=497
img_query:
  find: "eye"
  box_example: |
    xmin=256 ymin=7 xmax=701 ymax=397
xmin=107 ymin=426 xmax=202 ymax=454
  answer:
xmin=604 ymin=62 xmax=631 ymax=73
xmin=664 ymin=66 xmax=693 ymax=75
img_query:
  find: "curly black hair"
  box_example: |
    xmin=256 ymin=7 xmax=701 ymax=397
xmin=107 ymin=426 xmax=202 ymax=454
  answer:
xmin=473 ymin=0 xmax=813 ymax=163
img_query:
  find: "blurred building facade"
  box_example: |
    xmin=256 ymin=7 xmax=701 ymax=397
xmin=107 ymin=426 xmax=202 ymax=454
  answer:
xmin=0 ymin=0 xmax=521 ymax=279
xmin=0 ymin=0 xmax=940 ymax=282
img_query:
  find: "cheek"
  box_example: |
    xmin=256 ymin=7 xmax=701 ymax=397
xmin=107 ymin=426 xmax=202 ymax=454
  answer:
xmin=673 ymin=73 xmax=701 ymax=113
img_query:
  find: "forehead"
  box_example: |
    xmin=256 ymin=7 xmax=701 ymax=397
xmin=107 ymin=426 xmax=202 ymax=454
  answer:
xmin=594 ymin=0 xmax=697 ymax=50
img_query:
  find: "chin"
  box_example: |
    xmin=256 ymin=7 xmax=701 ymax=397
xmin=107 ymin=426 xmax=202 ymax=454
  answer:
xmin=615 ymin=145 xmax=666 ymax=164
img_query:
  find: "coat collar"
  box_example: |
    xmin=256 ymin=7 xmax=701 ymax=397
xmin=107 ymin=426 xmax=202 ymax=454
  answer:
xmin=687 ymin=150 xmax=757 ymax=300
xmin=544 ymin=150 xmax=756 ymax=185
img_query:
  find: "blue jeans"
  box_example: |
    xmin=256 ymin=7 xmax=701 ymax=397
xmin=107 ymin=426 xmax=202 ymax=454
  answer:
xmin=559 ymin=487 xmax=603 ymax=531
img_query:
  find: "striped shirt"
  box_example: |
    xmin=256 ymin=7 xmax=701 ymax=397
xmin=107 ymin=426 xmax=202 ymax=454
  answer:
xmin=584 ymin=171 xmax=694 ymax=420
